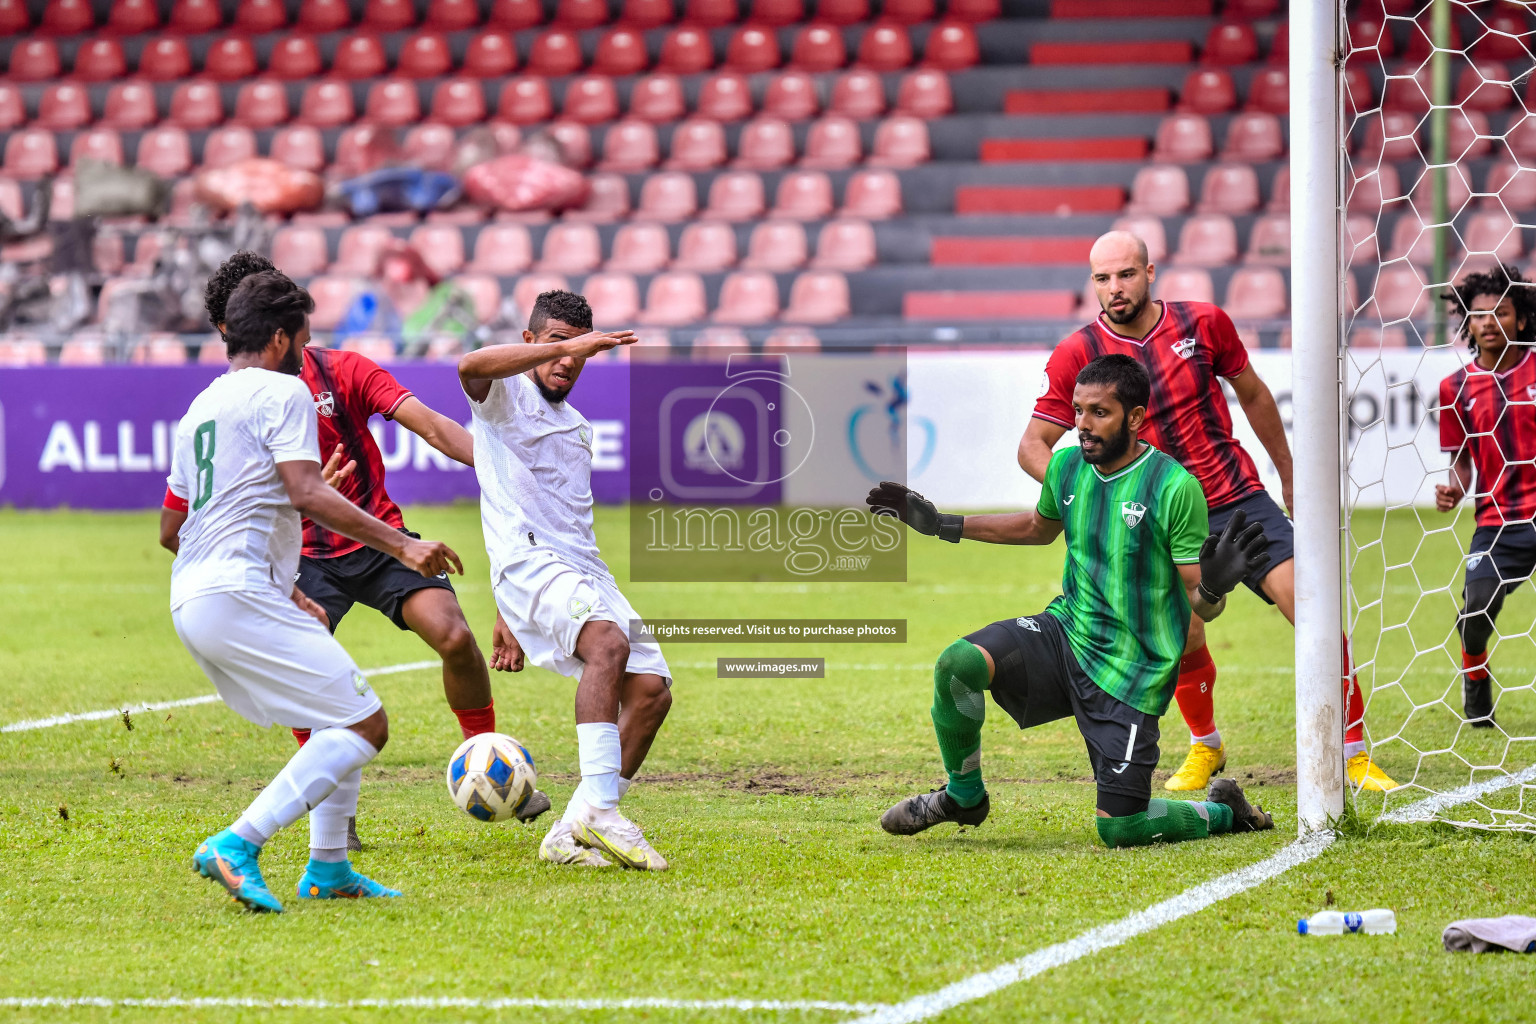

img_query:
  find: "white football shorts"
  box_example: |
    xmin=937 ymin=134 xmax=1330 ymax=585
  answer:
xmin=492 ymin=554 xmax=671 ymax=685
xmin=172 ymin=587 xmax=383 ymax=730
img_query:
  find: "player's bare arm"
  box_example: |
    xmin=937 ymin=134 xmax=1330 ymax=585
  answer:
xmin=392 ymin=396 xmax=475 ymax=468
xmin=291 ymin=586 xmax=330 ymax=628
xmin=1188 ymin=509 xmax=1271 ymax=622
xmin=276 ymin=460 xmax=463 ymax=578
xmin=158 ymin=506 xmax=186 ymax=554
xmin=490 ymin=612 xmax=525 ymax=672
xmin=1436 ymin=449 xmax=1473 ymax=511
xmin=1018 ymin=417 xmax=1068 ymax=482
xmin=864 ymin=481 xmax=1065 ymax=546
xmin=1228 ymin=366 xmax=1294 ymax=512
xmin=458 ymin=329 xmax=637 ymax=402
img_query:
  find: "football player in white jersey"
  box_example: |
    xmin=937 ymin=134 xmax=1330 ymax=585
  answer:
xmin=459 ymin=289 xmax=673 ymax=871
xmin=161 ymin=272 xmax=462 ymax=912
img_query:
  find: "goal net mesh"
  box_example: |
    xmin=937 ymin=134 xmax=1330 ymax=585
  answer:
xmin=1343 ymin=0 xmax=1536 ymax=830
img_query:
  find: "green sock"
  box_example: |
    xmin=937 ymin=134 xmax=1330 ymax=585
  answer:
xmin=930 ymin=639 xmax=990 ymax=808
xmin=1201 ymin=800 xmax=1234 ymax=834
xmin=1095 ymin=799 xmax=1226 ymax=848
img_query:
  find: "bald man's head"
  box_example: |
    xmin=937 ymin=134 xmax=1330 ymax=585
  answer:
xmin=1088 ymin=230 xmax=1156 ymax=327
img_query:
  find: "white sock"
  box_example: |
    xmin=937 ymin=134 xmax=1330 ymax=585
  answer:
xmin=309 ymin=766 xmax=361 ymax=858
xmin=1344 ymin=740 xmax=1367 ymax=760
xmin=576 ymin=721 xmax=622 ymax=811
xmin=1192 ymin=729 xmax=1222 ymax=749
xmin=617 ymin=776 xmax=632 ymax=799
xmin=233 ymin=727 xmax=378 ymax=844
xmin=561 ymin=779 xmax=592 ymax=824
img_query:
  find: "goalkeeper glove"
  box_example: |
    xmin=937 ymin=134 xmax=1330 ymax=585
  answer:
xmin=865 ymin=481 xmax=964 ymax=543
xmin=1196 ymin=508 xmax=1271 ymax=604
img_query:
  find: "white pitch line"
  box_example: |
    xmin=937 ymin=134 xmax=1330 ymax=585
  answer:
xmin=1380 ymin=762 xmax=1536 ymax=823
xmin=0 ymin=997 xmax=884 ymax=1013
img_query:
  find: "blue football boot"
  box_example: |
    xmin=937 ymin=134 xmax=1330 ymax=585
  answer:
xmin=192 ymin=830 xmax=283 ymax=913
xmin=296 ymin=859 xmax=401 ymax=900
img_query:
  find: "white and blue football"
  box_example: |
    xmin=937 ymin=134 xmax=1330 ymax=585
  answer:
xmin=445 ymin=733 xmax=537 ymax=823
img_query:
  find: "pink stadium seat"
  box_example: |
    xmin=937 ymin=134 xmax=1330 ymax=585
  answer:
xmin=832 ymin=69 xmax=886 ymax=119
xmin=465 ymin=31 xmax=518 ymax=77
xmin=753 ymin=0 xmax=805 ymax=26
xmin=1449 ymin=108 xmax=1492 ymax=161
xmin=1457 ymin=61 xmax=1517 ymax=111
xmin=135 ymin=127 xmax=192 ymax=177
xmin=299 ymin=0 xmax=352 ymax=32
xmin=0 ymin=176 xmax=22 ymax=219
xmin=205 ymin=36 xmax=259 ymax=82
xmin=772 ymin=170 xmax=833 ymax=220
xmin=1197 ymin=163 xmax=1261 ymax=214
xmin=1506 ymin=113 xmax=1536 ymax=160
xmin=564 ymin=171 xmax=630 ymax=222
xmin=454 ymin=274 xmax=502 ymax=325
xmin=637 ymin=170 xmax=698 ymax=222
xmin=1484 ymin=161 xmax=1536 ymax=212
xmin=3 ymin=130 xmax=56 ymax=179
xmin=108 ymin=0 xmax=160 ymax=34
xmin=884 ymin=0 xmax=934 ymax=23
xmin=168 ymin=82 xmax=225 ymax=130
xmin=673 ymin=220 xmax=737 ymax=271
xmin=784 ymin=270 xmax=849 ymax=323
xmin=400 ymin=32 xmax=455 ymax=79
xmin=706 ymin=171 xmax=766 ymax=222
xmin=896 ymin=69 xmax=950 ymax=119
xmin=167 ymin=0 xmax=221 ymax=32
xmin=236 ymin=0 xmax=288 ymax=32
xmin=564 ymin=75 xmax=621 ymax=124
xmin=687 ymin=326 xmax=750 ymax=360
xmin=743 ymin=220 xmax=807 ymax=271
xmin=547 ymin=121 xmax=593 ymax=167
xmin=1126 ymin=165 xmax=1190 ymax=215
xmin=555 ymin=0 xmax=609 ymax=29
xmin=308 ymin=277 xmax=361 ymax=331
xmin=1155 ymin=267 xmax=1215 ymax=304
xmin=409 ymin=224 xmax=467 ymax=277
xmin=270 ymin=37 xmax=324 ymax=80
xmin=641 ymin=271 xmax=708 ymax=325
xmin=714 ymin=271 xmax=780 ymax=324
xmin=468 ymin=223 xmax=534 ymax=273
xmin=337 ymin=225 xmax=397 ymax=276
xmin=666 ymin=118 xmax=729 ymax=171
xmin=841 ymin=168 xmax=901 ymax=219
xmin=71 ymin=39 xmax=125 ymax=82
xmin=334 ymin=35 xmax=389 ymax=79
xmin=1243 ymin=213 xmax=1289 ymax=265
xmin=631 ymin=74 xmax=687 ymax=123
xmin=1111 ymin=215 xmax=1167 ymax=263
xmin=1360 ymin=109 xmax=1420 ymax=161
xmin=403 ymin=123 xmax=458 ymax=169
xmin=1345 ymin=164 xmax=1403 ymax=215
xmin=203 ymin=126 xmax=258 ymax=169
xmin=0 ymin=338 xmax=48 ymax=367
xmin=584 ymin=272 xmax=640 ymax=327
xmin=802 ymin=115 xmax=862 ymax=169
xmin=341 ymin=336 xmax=397 ymax=362
xmin=529 ymin=29 xmax=585 ymax=76
xmin=597 ymin=119 xmax=659 ymax=172
xmin=0 ymin=83 xmax=22 ymax=129
xmin=726 ymin=25 xmax=781 ymax=73
xmin=595 ymin=27 xmax=650 ymax=76
xmin=35 ymin=84 xmax=92 ymax=131
xmin=491 ymin=0 xmax=544 ymax=30
xmin=432 ymin=78 xmax=488 ymax=126
xmin=683 ymin=0 xmax=737 ymax=27
xmin=620 ymin=0 xmax=674 ymax=27
xmin=8 ymin=40 xmax=60 ymax=82
xmin=607 ymin=223 xmax=672 ymax=273
xmin=196 ymin=336 xmax=229 ymax=365
xmin=232 ymin=82 xmax=290 ymax=129
xmin=1179 ymin=69 xmax=1236 ymax=114
xmin=1461 ymin=211 xmax=1525 ymax=264
xmin=498 ymin=77 xmax=554 ymax=124
xmin=1202 ymin=22 xmax=1258 ymax=65
xmin=128 ymin=334 xmax=186 ymax=366
xmin=1410 ymin=165 xmax=1471 ymax=216
xmin=102 ymin=83 xmax=158 ymax=130
xmin=811 ymin=218 xmax=875 ymax=271
xmin=734 ymin=118 xmax=796 ymax=170
xmin=1477 ymin=10 xmax=1530 ymax=60
xmin=272 ymin=226 xmax=330 ymax=278
xmin=660 ymin=26 xmax=715 ymax=75
xmin=817 ymin=0 xmax=868 ymax=25
xmin=1224 ymin=267 xmax=1287 ymax=320
xmin=948 ymin=0 xmax=1000 ymax=21
xmin=272 ymin=126 xmax=326 ymax=172
xmin=139 ymin=37 xmax=194 ymax=81
xmin=364 ymin=80 xmax=423 ymax=126
xmin=698 ymin=72 xmax=753 ymax=121
xmin=1247 ymin=67 xmax=1288 ymax=114
xmin=858 ymin=23 xmax=912 ymax=71
xmin=870 ymin=115 xmax=929 ymax=167
xmin=764 ymin=71 xmax=821 ymax=121
xmin=1172 ymin=214 xmax=1239 ymax=267
xmin=1372 ymin=265 xmax=1428 ymax=322
xmin=335 ymin=124 xmax=402 ymax=176
xmin=1152 ymin=113 xmax=1213 ymax=163
xmin=364 ymin=0 xmax=417 ymax=31
xmin=1221 ymin=111 xmax=1285 ymax=162
xmin=792 ymin=24 xmax=846 ymax=73
xmin=923 ymin=22 xmax=979 ymax=71
xmin=536 ymin=222 xmax=602 ymax=273
xmin=1266 ymin=163 xmax=1289 ymax=212
xmin=58 ymin=338 xmax=108 ymax=367
xmin=70 ymin=128 xmax=124 ymax=167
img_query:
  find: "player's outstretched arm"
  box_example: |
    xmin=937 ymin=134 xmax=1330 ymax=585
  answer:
xmin=276 ymin=460 xmax=464 ymax=578
xmin=458 ymin=331 xmax=637 ymax=401
xmin=1187 ymin=508 xmax=1270 ymax=621
xmin=392 ymin=396 xmax=475 ymax=467
xmin=865 ymin=481 xmax=1062 ymax=545
xmin=1435 ymin=450 xmax=1473 ymax=512
xmin=1229 ymin=366 xmax=1294 ymax=512
xmin=1018 ymin=417 xmax=1067 ymax=482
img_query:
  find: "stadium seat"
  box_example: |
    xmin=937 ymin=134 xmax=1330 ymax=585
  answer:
xmin=595 ymin=27 xmax=650 ymax=76
xmin=565 ymin=171 xmax=630 ymax=222
xmin=1345 ymin=164 xmax=1403 ymax=215
xmin=734 ymin=118 xmax=796 ymax=169
xmin=666 ymin=118 xmax=729 ymax=170
xmin=1485 ymin=161 xmax=1536 ymax=212
xmin=884 ymin=0 xmax=934 ymax=23
xmin=641 ymin=271 xmax=708 ymax=325
xmin=597 ymin=119 xmax=659 ymax=171
xmin=858 ymin=23 xmax=913 ymax=71
xmin=1222 ymin=111 xmax=1285 ymax=162
xmin=272 ymin=227 xmax=330 ymax=278
xmin=1110 ymin=215 xmax=1167 ymax=263
xmin=1203 ymin=21 xmax=1258 ymax=65
xmin=1344 ymin=65 xmax=1373 ymax=117
xmin=772 ymin=170 xmax=833 ymax=220
xmin=1506 ymin=113 xmax=1536 ymax=160
xmin=1371 ymin=264 xmax=1428 ymax=322
xmin=1241 ymin=212 xmax=1289 ymax=265
xmin=1449 ymin=109 xmax=1492 ymax=161
xmin=235 ymin=0 xmax=287 ymax=32
xmin=334 ymin=35 xmax=389 ymax=79
xmin=272 ymin=125 xmax=326 ymax=172
xmin=335 ymin=124 xmax=403 ymax=177
xmin=468 ymin=223 xmax=533 ymax=273
xmin=204 ymin=36 xmax=259 ymax=82
xmin=726 ymin=26 xmax=781 ymax=73
xmin=564 ymin=75 xmax=621 ymax=124
xmin=811 ymin=218 xmax=875 ymax=270
xmin=705 ymin=171 xmax=766 ymax=222
xmin=1268 ymin=21 xmax=1287 ymax=63
xmin=71 ymin=39 xmax=126 ymax=82
xmin=896 ymin=69 xmax=950 ymax=119
xmin=0 ymin=83 xmax=22 ymax=129
xmin=498 ymin=77 xmax=554 ymax=124
xmin=1457 ymin=61 xmax=1517 ymax=111
xmin=306 ymin=276 xmax=358 ymax=330
xmin=621 ymin=0 xmax=673 ymax=27
xmin=714 ymin=271 xmax=780 ymax=324
xmin=637 ymin=170 xmax=698 ymax=221
xmin=760 ymin=324 xmax=819 ymax=352
xmin=1152 ymin=114 xmax=1213 ymax=163
xmin=491 ymin=0 xmax=543 ymax=30
xmin=341 ymin=335 xmax=398 ymax=362
xmin=607 ymin=223 xmax=672 ymax=273
xmin=58 ymin=338 xmax=108 ymax=367
xmin=1347 ymin=13 xmax=1392 ymax=56
xmin=556 ymin=0 xmax=609 ymax=28
xmin=791 ymin=24 xmax=847 ymax=72
xmin=167 ymin=0 xmax=222 ymax=32
xmin=102 ymin=83 xmax=159 ymax=130
xmin=673 ymin=220 xmax=738 ymax=271
xmin=35 ymin=84 xmax=92 ymax=131
xmin=0 ymin=337 xmax=48 ymax=367
xmin=106 ymin=0 xmax=159 ymax=34
xmin=754 ymin=0 xmax=805 ymax=26
xmin=1224 ymin=266 xmax=1287 ymax=320
xmin=1410 ymin=165 xmax=1472 ymax=216
xmin=684 ymin=0 xmax=738 ymax=27
xmin=764 ymin=71 xmax=821 ymax=121
xmin=1405 ymin=16 xmax=1462 ymax=61
xmin=1382 ymin=64 xmax=1433 ymax=113
xmin=743 ymin=220 xmax=807 ymax=271
xmin=1126 ymin=165 xmax=1190 ymax=215
xmin=364 ymin=0 xmax=417 ymax=30
xmin=802 ymin=116 xmax=861 ymax=169
xmin=400 ymin=32 xmax=455 ymax=79
xmin=336 ymin=225 xmax=397 ymax=276
xmin=949 ymin=0 xmax=1000 ymax=21
xmin=405 ymin=224 xmax=466 ymax=278
xmin=0 ymin=0 xmax=25 ymax=34
xmin=168 ymin=82 xmax=225 ymax=130
xmin=3 ymin=129 xmax=56 ymax=179
xmin=1476 ymin=9 xmax=1530 ymax=60
xmin=631 ymin=74 xmax=687 ymax=123
xmin=298 ymin=0 xmax=351 ymax=31
xmin=547 ymin=121 xmax=593 ymax=167
xmin=530 ymin=29 xmax=585 ymax=76
xmin=364 ymin=80 xmax=423 ymax=127
xmin=698 ymin=72 xmax=753 ymax=121
xmin=584 ymin=272 xmax=641 ymax=327
xmin=140 ymin=37 xmax=194 ymax=80
xmin=231 ymin=82 xmax=290 ymax=129
xmin=432 ymin=78 xmax=488 ymax=126
xmin=446 ymin=273 xmax=498 ymax=324
xmin=1461 ymin=211 xmax=1525 ymax=264
xmin=203 ymin=126 xmax=258 ymax=169
xmin=1172 ymin=214 xmax=1239 ymax=267
xmin=135 ymin=127 xmax=191 ymax=177
xmin=784 ymin=270 xmax=849 ymax=323
xmin=1179 ymin=69 xmax=1237 ymax=114
xmin=660 ymin=26 xmax=715 ymax=74
xmin=1155 ymin=266 xmax=1216 ymax=304
xmin=270 ymin=37 xmax=325 ymax=80
xmin=1196 ymin=163 xmax=1261 ymax=215
xmin=841 ymin=168 xmax=901 ymax=219
xmin=1246 ymin=67 xmax=1288 ymax=114
xmin=923 ymin=22 xmax=979 ymax=71
xmin=465 ymin=31 xmax=518 ymax=77
xmin=1360 ymin=109 xmax=1420 ymax=161
xmin=536 ymin=222 xmax=602 ymax=273
xmin=9 ymin=40 xmax=60 ymax=82
xmin=870 ymin=116 xmax=929 ymax=167
xmin=69 ymin=128 xmax=124 ymax=167
xmin=403 ymin=123 xmax=458 ymax=169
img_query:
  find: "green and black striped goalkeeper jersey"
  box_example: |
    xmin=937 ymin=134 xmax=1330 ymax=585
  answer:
xmin=1038 ymin=442 xmax=1208 ymax=716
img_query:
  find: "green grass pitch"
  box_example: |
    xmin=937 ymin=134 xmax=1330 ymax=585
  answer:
xmin=0 ymin=504 xmax=1532 ymax=1023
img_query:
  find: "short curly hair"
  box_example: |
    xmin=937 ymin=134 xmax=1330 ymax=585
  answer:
xmin=224 ymin=271 xmax=315 ymax=357
xmin=205 ymin=250 xmax=276 ymax=330
xmin=528 ymin=289 xmax=593 ymax=334
xmin=1441 ymin=263 xmax=1536 ymax=351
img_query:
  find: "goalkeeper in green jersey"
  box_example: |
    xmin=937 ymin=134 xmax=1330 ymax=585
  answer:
xmin=870 ymin=354 xmax=1276 ymax=848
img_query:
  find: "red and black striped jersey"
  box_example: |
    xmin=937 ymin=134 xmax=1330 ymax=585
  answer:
xmin=299 ymin=347 xmax=411 ymax=558
xmin=1439 ymin=348 xmax=1536 ymax=527
xmin=1033 ymin=300 xmax=1264 ymax=510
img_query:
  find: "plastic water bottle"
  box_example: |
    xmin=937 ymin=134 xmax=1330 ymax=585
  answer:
xmin=1298 ymin=909 xmax=1397 ymax=935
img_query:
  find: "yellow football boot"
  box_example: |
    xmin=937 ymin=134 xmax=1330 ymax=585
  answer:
xmin=1346 ymin=752 xmax=1399 ymax=792
xmin=1164 ymin=741 xmax=1227 ymax=791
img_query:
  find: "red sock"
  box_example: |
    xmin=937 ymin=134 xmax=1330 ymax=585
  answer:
xmin=1174 ymin=645 xmax=1218 ymax=738
xmin=1342 ymin=639 xmax=1365 ymax=745
xmin=1463 ymin=649 xmax=1490 ymax=681
xmin=453 ymin=702 xmax=496 ymax=740
xmin=292 ymin=728 xmax=311 ymax=747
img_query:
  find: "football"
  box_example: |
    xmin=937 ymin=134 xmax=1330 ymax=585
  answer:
xmin=445 ymin=733 xmax=537 ymax=823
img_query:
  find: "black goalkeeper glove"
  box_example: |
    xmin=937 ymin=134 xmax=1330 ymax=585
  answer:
xmin=865 ymin=481 xmax=964 ymax=543
xmin=1197 ymin=508 xmax=1271 ymax=604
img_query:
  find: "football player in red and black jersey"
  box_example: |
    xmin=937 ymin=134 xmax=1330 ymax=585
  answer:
xmin=1436 ymin=265 xmax=1536 ymax=728
xmin=1019 ymin=231 xmax=1397 ymax=792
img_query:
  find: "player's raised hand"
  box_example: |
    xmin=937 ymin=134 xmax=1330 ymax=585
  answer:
xmin=1435 ymin=482 xmax=1465 ymax=512
xmin=399 ymin=537 xmax=464 ymax=578
xmin=321 ymin=444 xmax=357 ymax=489
xmin=290 ymin=586 xmax=330 ymax=629
xmin=865 ymin=481 xmax=964 ymax=543
xmin=491 ymin=613 xmax=525 ymax=672
xmin=1198 ymin=508 xmax=1270 ymax=600
xmin=565 ymin=330 xmax=638 ymax=359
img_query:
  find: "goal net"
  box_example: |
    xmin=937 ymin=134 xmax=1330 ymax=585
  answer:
xmin=1335 ymin=0 xmax=1536 ymax=831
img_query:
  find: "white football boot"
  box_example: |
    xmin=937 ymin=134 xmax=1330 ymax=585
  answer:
xmin=571 ymin=805 xmax=669 ymax=871
xmin=538 ymin=821 xmax=613 ymax=867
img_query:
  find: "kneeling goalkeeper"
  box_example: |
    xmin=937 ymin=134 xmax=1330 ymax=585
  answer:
xmin=871 ymin=354 xmax=1276 ymax=848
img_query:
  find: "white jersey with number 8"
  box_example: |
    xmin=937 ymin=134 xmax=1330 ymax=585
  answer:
xmin=166 ymin=367 xmax=319 ymax=611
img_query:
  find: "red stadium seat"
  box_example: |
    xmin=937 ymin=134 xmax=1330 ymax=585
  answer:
xmin=269 ymin=37 xmax=324 ymax=79
xmin=811 ymin=217 xmax=874 ymax=270
xmin=791 ymin=24 xmax=846 ymax=72
xmin=35 ymin=84 xmax=92 ymax=131
xmin=108 ymin=0 xmax=160 ymax=34
xmin=71 ymin=38 xmax=126 ymax=81
xmin=584 ymin=272 xmax=640 ymax=327
xmin=1152 ymin=113 xmax=1213 ymax=163
xmin=595 ymin=27 xmax=649 ymax=75
xmin=1224 ymin=266 xmax=1287 ymax=320
xmin=825 ymin=72 xmax=885 ymax=123
xmin=204 ymin=36 xmax=259 ymax=82
xmin=817 ymin=0 xmax=868 ymax=24
xmin=168 ymin=0 xmax=222 ymax=34
xmin=232 ymin=81 xmax=290 ymax=128
xmin=802 ymin=115 xmax=861 ymax=169
xmin=272 ymin=226 xmax=330 ymax=278
xmin=467 ymin=223 xmax=533 ymax=273
xmin=530 ymin=29 xmax=585 ymax=76
xmin=607 ymin=223 xmax=672 ymax=273
xmin=70 ymin=127 xmax=124 ymax=167
xmin=673 ymin=220 xmax=737 ymax=271
xmin=683 ymin=0 xmax=737 ymax=27
xmin=858 ymin=23 xmax=911 ymax=72
xmin=465 ymin=31 xmax=518 ymax=77
xmin=1202 ymin=22 xmax=1258 ymax=65
xmin=1344 ymin=164 xmax=1403 ymax=216
xmin=272 ymin=126 xmax=326 ymax=171
xmin=772 ymin=170 xmax=833 ymax=220
xmin=1449 ymin=108 xmax=1491 ymax=161
xmin=1381 ymin=63 xmax=1432 ymax=113
xmin=135 ymin=127 xmax=192 ymax=177
xmin=734 ymin=117 xmax=796 ymax=169
xmin=564 ymin=75 xmax=621 ymax=123
xmin=923 ymin=22 xmax=978 ymax=71
xmin=896 ymin=69 xmax=950 ymax=118
xmin=565 ymin=171 xmax=630 ymax=222
xmin=1405 ymin=16 xmax=1461 ymax=62
xmin=698 ymin=72 xmax=752 ymax=121
xmin=403 ymin=123 xmax=458 ymax=169
xmin=1506 ymin=113 xmax=1536 ymax=161
xmin=307 ymin=277 xmax=359 ymax=330
xmin=705 ymin=171 xmax=766 ymax=221
xmin=714 ymin=271 xmax=780 ymax=324
xmin=0 ymin=0 xmax=27 ymax=34
xmin=364 ymin=80 xmax=422 ymax=126
xmin=1126 ymin=164 xmax=1190 ymax=215
xmin=1154 ymin=266 xmax=1216 ymax=304
xmin=9 ymin=40 xmax=61 ymax=81
xmin=841 ymin=168 xmax=901 ymax=218
xmin=753 ymin=0 xmax=804 ymax=26
xmin=399 ymin=32 xmax=455 ymax=78
xmin=743 ymin=220 xmax=806 ymax=271
xmin=1221 ymin=111 xmax=1285 ymax=161
xmin=691 ymin=326 xmax=752 ymax=359
xmin=337 ymin=225 xmax=396 ymax=276
xmin=1410 ymin=164 xmax=1472 ymax=217
xmin=1111 ymin=215 xmax=1167 ymax=263
xmin=1196 ymin=163 xmax=1261 ymax=214
xmin=1347 ymin=14 xmax=1393 ymax=57
xmin=1484 ymin=161 xmax=1536 ymax=213
xmin=1476 ymin=10 xmax=1531 ymax=61
xmin=364 ymin=0 xmax=417 ymax=31
xmin=637 ymin=170 xmax=697 ymax=221
xmin=1359 ymin=109 xmax=1418 ymax=161
xmin=764 ymin=71 xmax=821 ymax=121
xmin=298 ymin=81 xmax=357 ymax=126
xmin=630 ymin=74 xmax=687 ymax=122
xmin=554 ymin=0 xmax=608 ymax=28
xmin=334 ymin=35 xmax=389 ymax=79
xmin=491 ymin=0 xmax=544 ymax=30
xmin=1178 ymin=69 xmax=1237 ymax=114
xmin=430 ymin=78 xmax=487 ymax=125
xmin=167 ymin=81 xmax=225 ymax=130
xmin=1243 ymin=213 xmax=1289 ymax=265
xmin=1371 ymin=265 xmax=1428 ymax=322
xmin=620 ymin=0 xmax=674 ymax=29
xmin=453 ymin=274 xmax=502 ymax=324
xmin=0 ymin=83 xmax=23 ymax=129
xmin=641 ymin=271 xmax=707 ymax=325
xmin=336 ymin=123 xmax=401 ymax=176
xmin=1172 ymin=214 xmax=1238 ymax=267
xmin=764 ymin=325 xmax=824 ymax=353
xmin=597 ymin=118 xmax=659 ymax=171
xmin=426 ymin=0 xmax=480 ymax=30
xmin=883 ymin=0 xmax=934 ymax=24
xmin=548 ymin=120 xmax=593 ymax=167
xmin=203 ymin=126 xmax=259 ymax=169
xmin=726 ymin=25 xmax=781 ymax=73
xmin=298 ymin=0 xmax=352 ymax=32
xmin=235 ymin=0 xmax=288 ymax=33
xmin=870 ymin=115 xmax=928 ymax=167
xmin=1458 ymin=61 xmax=1517 ymax=112
xmin=537 ymin=222 xmax=602 ymax=273
xmin=1247 ymin=66 xmax=1288 ymax=114
xmin=783 ymin=270 xmax=848 ymax=323
xmin=661 ymin=27 xmax=716 ymax=75
xmin=1461 ymin=210 xmax=1525 ymax=264
xmin=665 ymin=117 xmax=728 ymax=170
xmin=497 ymin=77 xmax=553 ymax=124
xmin=948 ymin=0 xmax=1000 ymax=21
